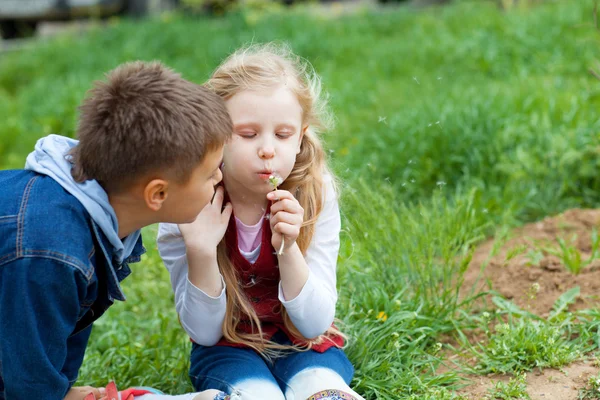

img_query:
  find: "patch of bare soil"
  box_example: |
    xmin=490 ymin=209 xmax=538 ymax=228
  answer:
xmin=454 ymin=209 xmax=600 ymax=398
xmin=457 ymin=361 xmax=599 ymax=399
xmin=463 ymin=209 xmax=600 ymax=317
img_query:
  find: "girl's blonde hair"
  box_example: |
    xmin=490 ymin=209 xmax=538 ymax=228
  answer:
xmin=206 ymin=43 xmax=343 ymax=357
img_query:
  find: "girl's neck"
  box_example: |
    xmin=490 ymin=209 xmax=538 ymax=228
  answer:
xmin=223 ymin=177 xmax=269 ymax=226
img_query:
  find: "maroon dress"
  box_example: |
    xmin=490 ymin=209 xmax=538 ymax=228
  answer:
xmin=211 ymin=206 xmax=344 ymax=353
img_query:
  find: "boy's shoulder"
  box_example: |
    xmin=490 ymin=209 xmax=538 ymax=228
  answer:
xmin=0 ymin=169 xmax=96 ymax=273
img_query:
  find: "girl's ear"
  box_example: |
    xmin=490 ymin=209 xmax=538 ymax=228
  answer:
xmin=298 ymin=126 xmax=308 ymax=154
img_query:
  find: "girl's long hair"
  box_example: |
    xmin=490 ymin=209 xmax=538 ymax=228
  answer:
xmin=206 ymin=43 xmax=344 ymax=357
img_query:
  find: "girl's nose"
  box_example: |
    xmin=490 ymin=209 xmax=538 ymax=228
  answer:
xmin=258 ymin=145 xmax=275 ymax=159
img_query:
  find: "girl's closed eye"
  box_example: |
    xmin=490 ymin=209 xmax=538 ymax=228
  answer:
xmin=276 ymin=131 xmax=293 ymax=139
xmin=239 ymin=131 xmax=257 ymax=138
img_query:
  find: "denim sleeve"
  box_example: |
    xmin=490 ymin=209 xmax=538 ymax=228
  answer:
xmin=0 ymin=256 xmax=88 ymax=399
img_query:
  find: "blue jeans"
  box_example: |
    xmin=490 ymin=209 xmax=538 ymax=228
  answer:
xmin=189 ymin=331 xmax=356 ymax=400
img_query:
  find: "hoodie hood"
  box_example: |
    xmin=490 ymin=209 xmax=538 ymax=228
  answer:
xmin=24 ymin=134 xmax=141 ymax=264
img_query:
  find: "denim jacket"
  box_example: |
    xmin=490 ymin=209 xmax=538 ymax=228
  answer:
xmin=0 ymin=170 xmax=145 ymax=399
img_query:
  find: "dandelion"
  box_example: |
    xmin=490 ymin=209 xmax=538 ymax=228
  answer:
xmin=268 ymin=174 xmax=283 ymax=189
xmin=436 ymin=181 xmax=446 ymax=188
xmin=269 ymin=174 xmax=285 ymax=256
xmin=377 ymin=311 xmax=388 ymax=322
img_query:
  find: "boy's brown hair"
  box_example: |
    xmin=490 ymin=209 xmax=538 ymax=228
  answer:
xmin=70 ymin=61 xmax=232 ymax=193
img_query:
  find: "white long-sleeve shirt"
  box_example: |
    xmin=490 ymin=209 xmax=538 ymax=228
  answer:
xmin=156 ymin=175 xmax=341 ymax=346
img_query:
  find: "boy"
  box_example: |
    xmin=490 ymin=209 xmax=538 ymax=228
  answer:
xmin=0 ymin=61 xmax=232 ymax=400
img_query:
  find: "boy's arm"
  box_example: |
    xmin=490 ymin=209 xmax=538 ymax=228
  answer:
xmin=0 ymin=257 xmax=89 ymax=399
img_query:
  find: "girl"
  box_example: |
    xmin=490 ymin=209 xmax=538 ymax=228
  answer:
xmin=157 ymin=43 xmax=364 ymax=400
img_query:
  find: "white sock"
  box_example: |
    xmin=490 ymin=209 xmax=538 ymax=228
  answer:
xmin=285 ymin=368 xmax=365 ymax=400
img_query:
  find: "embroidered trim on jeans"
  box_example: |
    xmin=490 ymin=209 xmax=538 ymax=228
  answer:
xmin=307 ymin=389 xmax=356 ymax=400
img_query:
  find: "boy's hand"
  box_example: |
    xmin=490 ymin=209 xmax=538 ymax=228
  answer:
xmin=267 ymin=190 xmax=304 ymax=252
xmin=64 ymin=386 xmax=105 ymax=400
xmin=178 ymin=186 xmax=232 ymax=256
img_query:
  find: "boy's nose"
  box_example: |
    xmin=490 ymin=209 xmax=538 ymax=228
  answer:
xmin=215 ymin=168 xmax=223 ymax=183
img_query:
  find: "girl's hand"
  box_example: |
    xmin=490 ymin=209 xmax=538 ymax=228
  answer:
xmin=178 ymin=186 xmax=233 ymax=256
xmin=267 ymin=190 xmax=304 ymax=253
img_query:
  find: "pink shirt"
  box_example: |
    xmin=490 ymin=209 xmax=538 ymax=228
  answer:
xmin=235 ymin=216 xmax=264 ymax=253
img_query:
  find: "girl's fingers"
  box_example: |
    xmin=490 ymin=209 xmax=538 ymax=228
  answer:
xmin=267 ymin=189 xmax=294 ymax=202
xmin=270 ymin=199 xmax=303 ymax=215
xmin=273 ymin=222 xmax=301 ymax=237
xmin=221 ymin=202 xmax=233 ymax=222
xmin=212 ymin=186 xmax=225 ymax=207
xmin=270 ymin=211 xmax=302 ymax=228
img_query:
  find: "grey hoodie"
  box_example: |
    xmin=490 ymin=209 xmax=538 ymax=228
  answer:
xmin=24 ymin=134 xmax=141 ymax=264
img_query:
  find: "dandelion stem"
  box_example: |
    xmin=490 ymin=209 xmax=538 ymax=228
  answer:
xmin=268 ymin=174 xmax=285 ymax=256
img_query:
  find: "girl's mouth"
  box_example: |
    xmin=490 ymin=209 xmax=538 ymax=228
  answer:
xmin=257 ymin=171 xmax=273 ymax=180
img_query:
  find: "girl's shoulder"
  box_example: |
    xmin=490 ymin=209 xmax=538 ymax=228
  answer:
xmin=322 ymin=172 xmax=339 ymax=202
xmin=157 ymin=222 xmax=182 ymax=241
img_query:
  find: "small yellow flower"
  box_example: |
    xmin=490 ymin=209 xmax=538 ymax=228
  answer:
xmin=377 ymin=311 xmax=388 ymax=322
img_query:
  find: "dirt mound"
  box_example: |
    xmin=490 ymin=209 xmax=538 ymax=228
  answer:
xmin=458 ymin=361 xmax=598 ymax=399
xmin=455 ymin=209 xmax=600 ymax=398
xmin=463 ymin=209 xmax=600 ymax=316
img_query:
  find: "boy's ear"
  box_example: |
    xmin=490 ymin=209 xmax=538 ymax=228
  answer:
xmin=144 ymin=179 xmax=169 ymax=211
xmin=298 ymin=126 xmax=308 ymax=154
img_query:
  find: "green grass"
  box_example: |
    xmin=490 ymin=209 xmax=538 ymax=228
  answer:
xmin=1 ymin=0 xmax=599 ymax=398
xmin=461 ymin=288 xmax=596 ymax=376
xmin=579 ymin=369 xmax=600 ymax=399
xmin=486 ymin=373 xmax=530 ymax=400
xmin=541 ymin=229 xmax=600 ymax=275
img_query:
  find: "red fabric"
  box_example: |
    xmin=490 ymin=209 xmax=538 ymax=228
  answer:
xmin=106 ymin=382 xmax=118 ymax=400
xmin=120 ymin=388 xmax=154 ymax=398
xmin=209 ymin=200 xmax=344 ymax=353
xmin=89 ymin=382 xmax=153 ymax=400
